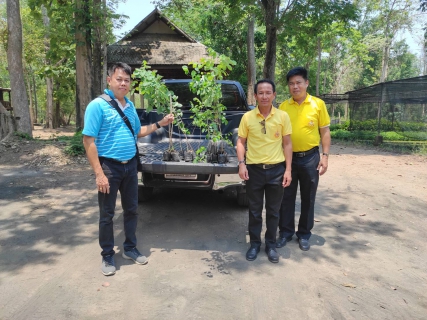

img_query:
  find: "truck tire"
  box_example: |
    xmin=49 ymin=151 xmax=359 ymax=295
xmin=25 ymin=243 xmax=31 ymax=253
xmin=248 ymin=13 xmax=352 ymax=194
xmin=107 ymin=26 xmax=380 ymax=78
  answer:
xmin=138 ymin=186 xmax=154 ymax=202
xmin=237 ymin=192 xmax=249 ymax=206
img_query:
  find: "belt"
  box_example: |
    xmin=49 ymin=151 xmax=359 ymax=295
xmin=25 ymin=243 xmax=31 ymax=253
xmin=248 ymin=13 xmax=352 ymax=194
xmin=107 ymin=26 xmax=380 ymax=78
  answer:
xmin=251 ymin=162 xmax=283 ymax=170
xmin=100 ymin=157 xmax=129 ymax=164
xmin=293 ymin=147 xmax=319 ymax=158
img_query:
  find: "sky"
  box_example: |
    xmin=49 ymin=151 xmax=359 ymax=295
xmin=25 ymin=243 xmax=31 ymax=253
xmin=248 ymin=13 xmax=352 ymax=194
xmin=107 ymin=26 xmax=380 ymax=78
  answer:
xmin=113 ymin=0 xmax=156 ymax=39
xmin=113 ymin=0 xmax=425 ymax=57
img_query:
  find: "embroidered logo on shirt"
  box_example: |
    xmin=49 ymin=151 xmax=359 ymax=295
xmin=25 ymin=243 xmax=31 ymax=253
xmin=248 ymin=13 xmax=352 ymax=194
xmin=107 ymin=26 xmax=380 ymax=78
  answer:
xmin=308 ymin=120 xmax=314 ymax=127
xmin=275 ymin=130 xmax=280 ymax=138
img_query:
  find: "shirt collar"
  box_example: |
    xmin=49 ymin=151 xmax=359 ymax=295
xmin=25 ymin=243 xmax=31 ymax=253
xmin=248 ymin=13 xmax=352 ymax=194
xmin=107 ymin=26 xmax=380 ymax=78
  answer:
xmin=104 ymin=89 xmax=131 ymax=108
xmin=289 ymin=93 xmax=312 ymax=105
xmin=255 ymin=105 xmax=276 ymax=118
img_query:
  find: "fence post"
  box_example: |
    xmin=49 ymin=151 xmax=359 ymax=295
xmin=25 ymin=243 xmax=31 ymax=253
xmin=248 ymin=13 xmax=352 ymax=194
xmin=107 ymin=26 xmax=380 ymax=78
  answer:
xmin=374 ymin=83 xmax=385 ymax=146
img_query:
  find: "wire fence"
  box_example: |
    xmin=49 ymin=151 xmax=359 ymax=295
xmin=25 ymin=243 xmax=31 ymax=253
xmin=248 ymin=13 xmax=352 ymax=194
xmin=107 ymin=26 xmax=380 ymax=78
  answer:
xmin=320 ymin=75 xmax=427 ymax=141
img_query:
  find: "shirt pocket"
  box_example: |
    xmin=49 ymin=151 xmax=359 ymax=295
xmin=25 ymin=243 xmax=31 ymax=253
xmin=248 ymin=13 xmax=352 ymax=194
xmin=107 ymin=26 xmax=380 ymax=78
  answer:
xmin=305 ymin=116 xmax=318 ymax=130
xmin=271 ymin=124 xmax=282 ymax=140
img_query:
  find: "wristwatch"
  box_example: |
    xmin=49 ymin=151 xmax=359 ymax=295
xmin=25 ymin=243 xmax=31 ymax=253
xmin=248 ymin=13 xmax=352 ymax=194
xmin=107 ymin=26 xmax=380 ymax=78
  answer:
xmin=238 ymin=160 xmax=245 ymax=165
xmin=155 ymin=122 xmax=161 ymax=129
xmin=322 ymin=153 xmax=329 ymax=157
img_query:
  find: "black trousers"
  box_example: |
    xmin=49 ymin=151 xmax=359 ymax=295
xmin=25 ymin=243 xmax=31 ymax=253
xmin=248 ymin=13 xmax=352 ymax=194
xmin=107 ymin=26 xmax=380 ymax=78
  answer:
xmin=246 ymin=163 xmax=285 ymax=249
xmin=279 ymin=151 xmax=320 ymax=240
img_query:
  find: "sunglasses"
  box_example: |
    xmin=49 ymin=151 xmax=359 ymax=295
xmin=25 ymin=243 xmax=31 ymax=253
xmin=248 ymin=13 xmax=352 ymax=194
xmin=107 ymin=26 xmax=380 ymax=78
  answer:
xmin=259 ymin=119 xmax=266 ymax=134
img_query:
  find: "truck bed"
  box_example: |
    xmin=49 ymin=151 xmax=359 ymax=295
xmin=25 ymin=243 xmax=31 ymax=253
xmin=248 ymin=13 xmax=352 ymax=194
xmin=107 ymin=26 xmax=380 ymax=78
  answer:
xmin=138 ymin=139 xmax=239 ymax=175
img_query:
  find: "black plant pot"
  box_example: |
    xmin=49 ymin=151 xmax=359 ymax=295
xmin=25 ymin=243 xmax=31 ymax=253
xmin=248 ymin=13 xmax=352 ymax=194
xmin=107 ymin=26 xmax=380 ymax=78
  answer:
xmin=206 ymin=153 xmax=212 ymax=163
xmin=170 ymin=151 xmax=180 ymax=162
xmin=162 ymin=150 xmax=171 ymax=161
xmin=184 ymin=150 xmax=195 ymax=162
xmin=218 ymin=153 xmax=228 ymax=164
xmin=179 ymin=150 xmax=185 ymax=160
xmin=210 ymin=154 xmax=218 ymax=163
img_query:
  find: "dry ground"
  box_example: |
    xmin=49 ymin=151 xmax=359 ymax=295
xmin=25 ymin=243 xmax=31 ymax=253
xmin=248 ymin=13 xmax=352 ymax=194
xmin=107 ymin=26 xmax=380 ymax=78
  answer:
xmin=0 ymin=126 xmax=426 ymax=319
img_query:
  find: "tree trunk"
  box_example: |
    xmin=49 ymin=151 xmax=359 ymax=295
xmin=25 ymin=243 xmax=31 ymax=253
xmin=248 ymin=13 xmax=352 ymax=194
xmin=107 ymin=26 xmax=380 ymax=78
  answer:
xmin=261 ymin=0 xmax=278 ymax=81
xmin=54 ymin=82 xmax=61 ymax=128
xmin=41 ymin=5 xmax=54 ymax=129
xmin=92 ymin=0 xmax=103 ymax=96
xmin=32 ymin=73 xmax=38 ymax=123
xmin=246 ymin=14 xmax=256 ymax=106
xmin=75 ymin=0 xmax=93 ymax=129
xmin=26 ymin=71 xmax=35 ymax=126
xmin=316 ymin=37 xmax=321 ymax=96
xmin=380 ymin=43 xmax=390 ymax=83
xmin=6 ymin=0 xmax=32 ymax=136
xmin=102 ymin=0 xmax=108 ymax=89
xmin=46 ymin=77 xmax=54 ymax=128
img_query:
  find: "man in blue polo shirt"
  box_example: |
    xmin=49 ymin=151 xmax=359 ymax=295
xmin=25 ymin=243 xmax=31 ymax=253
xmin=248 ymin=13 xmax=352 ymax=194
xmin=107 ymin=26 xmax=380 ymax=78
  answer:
xmin=83 ymin=62 xmax=173 ymax=276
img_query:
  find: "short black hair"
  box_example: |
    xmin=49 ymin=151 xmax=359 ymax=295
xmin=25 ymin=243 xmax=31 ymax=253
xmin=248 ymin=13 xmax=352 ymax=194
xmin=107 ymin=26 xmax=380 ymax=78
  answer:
xmin=108 ymin=62 xmax=132 ymax=77
xmin=286 ymin=67 xmax=308 ymax=82
xmin=254 ymin=79 xmax=276 ymax=94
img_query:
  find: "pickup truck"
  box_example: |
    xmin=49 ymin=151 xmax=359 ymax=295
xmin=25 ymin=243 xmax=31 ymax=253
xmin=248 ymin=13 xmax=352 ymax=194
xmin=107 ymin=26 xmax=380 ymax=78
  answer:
xmin=136 ymin=79 xmax=251 ymax=206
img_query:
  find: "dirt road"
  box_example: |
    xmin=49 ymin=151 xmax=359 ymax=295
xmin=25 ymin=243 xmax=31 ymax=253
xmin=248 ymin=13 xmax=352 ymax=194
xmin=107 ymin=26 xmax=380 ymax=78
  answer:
xmin=0 ymin=139 xmax=426 ymax=319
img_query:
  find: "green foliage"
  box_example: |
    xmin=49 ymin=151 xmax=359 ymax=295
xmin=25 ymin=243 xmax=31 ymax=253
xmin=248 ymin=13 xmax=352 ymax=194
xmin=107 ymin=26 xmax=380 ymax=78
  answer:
xmin=14 ymin=131 xmax=33 ymax=140
xmin=183 ymin=49 xmax=236 ymax=143
xmin=330 ymin=120 xmax=350 ymax=131
xmin=133 ymin=61 xmax=189 ymax=151
xmin=132 ymin=61 xmax=181 ymax=114
xmin=331 ymin=129 xmax=427 ymax=142
xmin=194 ymin=146 xmax=206 ymax=163
xmin=64 ymin=131 xmax=85 ymax=156
xmin=159 ymin=0 xmax=259 ymax=85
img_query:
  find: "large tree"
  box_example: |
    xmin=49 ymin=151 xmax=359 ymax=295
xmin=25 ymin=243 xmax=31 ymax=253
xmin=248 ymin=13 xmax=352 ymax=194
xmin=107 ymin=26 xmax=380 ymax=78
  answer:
xmin=6 ymin=0 xmax=32 ymax=136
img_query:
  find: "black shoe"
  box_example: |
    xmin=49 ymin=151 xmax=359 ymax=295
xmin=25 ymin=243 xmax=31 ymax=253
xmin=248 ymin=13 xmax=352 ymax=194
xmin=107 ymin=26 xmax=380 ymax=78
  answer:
xmin=276 ymin=234 xmax=293 ymax=248
xmin=246 ymin=245 xmax=260 ymax=261
xmin=298 ymin=238 xmax=310 ymax=251
xmin=265 ymin=247 xmax=279 ymax=263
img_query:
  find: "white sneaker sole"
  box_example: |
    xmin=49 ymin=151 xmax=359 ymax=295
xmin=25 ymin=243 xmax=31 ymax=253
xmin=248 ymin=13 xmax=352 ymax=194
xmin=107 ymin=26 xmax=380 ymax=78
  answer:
xmin=102 ymin=269 xmax=116 ymax=276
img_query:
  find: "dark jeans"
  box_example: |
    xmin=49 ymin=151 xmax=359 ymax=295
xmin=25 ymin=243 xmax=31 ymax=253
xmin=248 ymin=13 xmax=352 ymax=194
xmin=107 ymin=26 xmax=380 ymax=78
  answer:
xmin=279 ymin=151 xmax=320 ymax=240
xmin=246 ymin=163 xmax=285 ymax=249
xmin=98 ymin=156 xmax=138 ymax=257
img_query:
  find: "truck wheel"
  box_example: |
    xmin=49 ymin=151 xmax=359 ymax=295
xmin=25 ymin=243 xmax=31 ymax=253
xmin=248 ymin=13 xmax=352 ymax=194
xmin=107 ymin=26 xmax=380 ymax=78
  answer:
xmin=237 ymin=192 xmax=248 ymax=206
xmin=138 ymin=186 xmax=154 ymax=202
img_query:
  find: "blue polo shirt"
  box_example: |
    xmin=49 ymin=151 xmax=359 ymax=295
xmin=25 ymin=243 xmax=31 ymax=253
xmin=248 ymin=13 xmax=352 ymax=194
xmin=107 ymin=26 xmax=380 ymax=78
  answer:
xmin=82 ymin=89 xmax=141 ymax=161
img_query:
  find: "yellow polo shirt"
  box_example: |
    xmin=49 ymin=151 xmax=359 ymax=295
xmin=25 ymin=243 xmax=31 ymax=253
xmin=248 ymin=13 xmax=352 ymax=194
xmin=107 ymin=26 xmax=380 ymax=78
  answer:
xmin=238 ymin=106 xmax=292 ymax=164
xmin=279 ymin=94 xmax=330 ymax=152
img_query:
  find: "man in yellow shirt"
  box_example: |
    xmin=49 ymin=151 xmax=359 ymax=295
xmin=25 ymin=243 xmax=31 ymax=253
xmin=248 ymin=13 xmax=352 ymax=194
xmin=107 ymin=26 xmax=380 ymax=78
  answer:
xmin=277 ymin=67 xmax=331 ymax=251
xmin=237 ymin=79 xmax=293 ymax=263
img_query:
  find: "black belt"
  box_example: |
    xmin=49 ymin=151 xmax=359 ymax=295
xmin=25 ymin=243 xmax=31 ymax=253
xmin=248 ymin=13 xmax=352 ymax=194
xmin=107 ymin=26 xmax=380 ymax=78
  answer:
xmin=251 ymin=162 xmax=283 ymax=170
xmin=293 ymin=147 xmax=319 ymax=158
xmin=99 ymin=157 xmax=130 ymax=164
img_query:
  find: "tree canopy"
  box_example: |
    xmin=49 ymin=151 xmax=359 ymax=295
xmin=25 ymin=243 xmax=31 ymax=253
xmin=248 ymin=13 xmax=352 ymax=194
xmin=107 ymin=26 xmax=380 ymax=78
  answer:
xmin=0 ymin=0 xmax=425 ymax=130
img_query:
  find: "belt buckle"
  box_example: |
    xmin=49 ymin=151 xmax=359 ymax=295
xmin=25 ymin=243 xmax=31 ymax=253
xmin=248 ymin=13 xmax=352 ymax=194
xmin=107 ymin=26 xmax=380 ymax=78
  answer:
xmin=262 ymin=164 xmax=267 ymax=169
xmin=122 ymin=160 xmax=128 ymax=164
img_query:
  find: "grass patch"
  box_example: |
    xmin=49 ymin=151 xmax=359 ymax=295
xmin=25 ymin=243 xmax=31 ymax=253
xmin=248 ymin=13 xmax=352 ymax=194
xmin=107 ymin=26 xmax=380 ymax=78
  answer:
xmin=64 ymin=131 xmax=85 ymax=156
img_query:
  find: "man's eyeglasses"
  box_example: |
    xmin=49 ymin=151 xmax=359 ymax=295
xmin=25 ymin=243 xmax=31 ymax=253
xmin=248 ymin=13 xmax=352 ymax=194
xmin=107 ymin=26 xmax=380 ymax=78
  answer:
xmin=260 ymin=119 xmax=266 ymax=134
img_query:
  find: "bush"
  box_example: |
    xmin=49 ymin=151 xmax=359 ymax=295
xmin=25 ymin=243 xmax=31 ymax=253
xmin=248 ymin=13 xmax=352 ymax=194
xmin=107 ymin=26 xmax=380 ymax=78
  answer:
xmin=330 ymin=120 xmax=349 ymax=131
xmin=399 ymin=131 xmax=427 ymax=140
xmin=64 ymin=131 xmax=85 ymax=156
xmin=399 ymin=122 xmax=427 ymax=132
xmin=330 ymin=129 xmax=355 ymax=140
xmin=348 ymin=119 xmax=426 ymax=132
xmin=14 ymin=131 xmax=33 ymax=140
